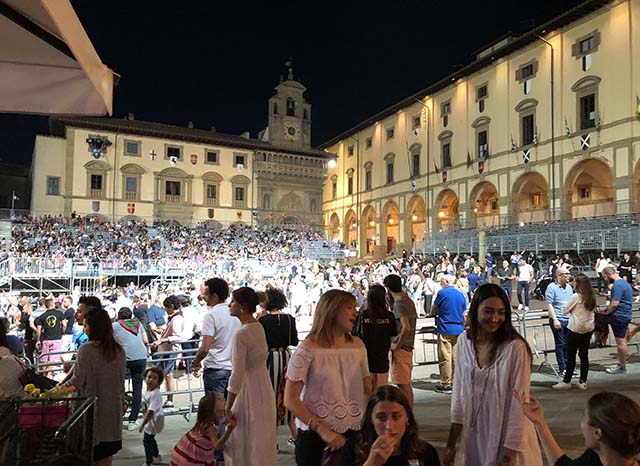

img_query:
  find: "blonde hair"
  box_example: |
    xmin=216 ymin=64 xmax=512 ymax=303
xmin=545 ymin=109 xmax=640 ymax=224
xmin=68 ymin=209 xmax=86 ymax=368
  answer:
xmin=307 ymin=289 xmax=355 ymax=348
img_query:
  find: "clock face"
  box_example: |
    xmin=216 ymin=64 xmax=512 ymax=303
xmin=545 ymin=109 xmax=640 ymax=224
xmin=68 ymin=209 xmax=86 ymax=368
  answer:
xmin=284 ymin=120 xmax=300 ymax=141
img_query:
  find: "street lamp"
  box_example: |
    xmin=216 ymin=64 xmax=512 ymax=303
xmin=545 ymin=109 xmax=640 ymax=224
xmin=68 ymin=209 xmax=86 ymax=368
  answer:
xmin=328 ymin=158 xmax=337 ymax=169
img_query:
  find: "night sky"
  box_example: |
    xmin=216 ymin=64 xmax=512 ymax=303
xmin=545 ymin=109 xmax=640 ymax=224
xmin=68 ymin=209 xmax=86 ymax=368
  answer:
xmin=0 ymin=0 xmax=584 ymax=165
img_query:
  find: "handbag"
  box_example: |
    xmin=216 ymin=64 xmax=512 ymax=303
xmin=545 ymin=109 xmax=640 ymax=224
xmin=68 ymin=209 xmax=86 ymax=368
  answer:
xmin=14 ymin=357 xmax=57 ymax=391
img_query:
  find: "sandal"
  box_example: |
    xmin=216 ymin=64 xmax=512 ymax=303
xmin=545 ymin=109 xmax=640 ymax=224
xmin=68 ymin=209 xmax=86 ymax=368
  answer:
xmin=162 ymin=401 xmax=174 ymax=408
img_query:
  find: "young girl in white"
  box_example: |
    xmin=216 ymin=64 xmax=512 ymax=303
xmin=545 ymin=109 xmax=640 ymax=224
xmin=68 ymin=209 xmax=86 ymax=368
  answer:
xmin=140 ymin=366 xmax=165 ymax=466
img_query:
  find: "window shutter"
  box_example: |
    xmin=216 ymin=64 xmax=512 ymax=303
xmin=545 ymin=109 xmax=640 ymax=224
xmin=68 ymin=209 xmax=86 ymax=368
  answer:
xmin=532 ymin=61 xmax=539 ymax=74
xmin=594 ymin=31 xmax=601 ymax=48
xmin=571 ymin=42 xmax=580 ymax=57
xmin=515 ymin=69 xmax=522 ymax=81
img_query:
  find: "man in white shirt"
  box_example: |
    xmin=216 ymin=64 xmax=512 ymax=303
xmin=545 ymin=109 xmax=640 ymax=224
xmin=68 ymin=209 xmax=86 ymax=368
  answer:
xmin=179 ymin=295 xmax=200 ymax=374
xmin=191 ymin=278 xmax=240 ymax=397
xmin=516 ymin=257 xmax=534 ymax=311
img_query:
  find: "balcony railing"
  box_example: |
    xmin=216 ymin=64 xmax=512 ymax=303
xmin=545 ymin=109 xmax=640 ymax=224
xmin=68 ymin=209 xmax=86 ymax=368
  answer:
xmin=125 ymin=191 xmax=138 ymax=201
xmin=205 ymin=198 xmax=217 ymax=207
xmin=90 ymin=189 xmax=103 ymax=198
xmin=165 ymin=194 xmax=181 ymax=204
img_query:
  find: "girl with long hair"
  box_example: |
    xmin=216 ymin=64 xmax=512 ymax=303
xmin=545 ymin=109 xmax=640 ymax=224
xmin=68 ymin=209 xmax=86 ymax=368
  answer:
xmin=223 ymin=287 xmax=277 ymax=466
xmin=258 ymin=287 xmax=299 ymax=445
xmin=444 ymin=284 xmax=541 ymax=466
xmin=284 ymin=289 xmax=371 ymax=466
xmin=62 ymin=307 xmax=126 ymax=466
xmin=521 ymin=391 xmax=640 ymax=465
xmin=354 ymin=385 xmax=440 ymax=466
xmin=552 ymin=273 xmax=596 ymax=391
xmin=356 ymin=284 xmax=397 ymax=390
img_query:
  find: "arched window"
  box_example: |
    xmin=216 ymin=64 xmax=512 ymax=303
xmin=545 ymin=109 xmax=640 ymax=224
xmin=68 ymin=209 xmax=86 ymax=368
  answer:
xmin=287 ymin=98 xmax=295 ymax=116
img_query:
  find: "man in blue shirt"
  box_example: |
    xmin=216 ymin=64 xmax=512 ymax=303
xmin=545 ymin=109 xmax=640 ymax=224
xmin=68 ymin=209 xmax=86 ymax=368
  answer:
xmin=430 ymin=274 xmax=466 ymax=394
xmin=601 ymin=266 xmax=633 ymax=374
xmin=146 ymin=296 xmax=167 ymax=343
xmin=545 ymin=266 xmax=573 ymax=375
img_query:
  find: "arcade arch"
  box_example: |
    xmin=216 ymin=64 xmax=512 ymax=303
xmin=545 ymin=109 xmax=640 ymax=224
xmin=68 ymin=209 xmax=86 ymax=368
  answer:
xmin=406 ymin=195 xmax=426 ymax=246
xmin=563 ymin=159 xmax=614 ymax=218
xmin=433 ymin=189 xmax=459 ymax=232
xmin=361 ymin=205 xmax=377 ymax=256
xmin=511 ymin=172 xmax=549 ymax=223
xmin=382 ymin=200 xmax=400 ymax=254
xmin=344 ymin=209 xmax=357 ymax=247
xmin=469 ymin=181 xmax=499 ymax=227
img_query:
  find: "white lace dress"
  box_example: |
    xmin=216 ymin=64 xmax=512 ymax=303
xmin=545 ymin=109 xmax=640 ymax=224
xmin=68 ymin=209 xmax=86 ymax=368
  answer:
xmin=224 ymin=322 xmax=277 ymax=466
xmin=287 ymin=343 xmax=370 ymax=433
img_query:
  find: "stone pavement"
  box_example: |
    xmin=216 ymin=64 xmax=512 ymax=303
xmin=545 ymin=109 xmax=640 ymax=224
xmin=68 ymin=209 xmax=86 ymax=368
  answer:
xmin=114 ymin=345 xmax=640 ymax=466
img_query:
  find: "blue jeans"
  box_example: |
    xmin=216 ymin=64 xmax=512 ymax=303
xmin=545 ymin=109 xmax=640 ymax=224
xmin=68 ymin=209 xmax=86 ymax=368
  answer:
xmin=203 ymin=368 xmax=231 ymax=397
xmin=517 ymin=281 xmax=530 ymax=306
xmin=143 ymin=433 xmax=158 ymax=465
xmin=127 ymin=359 xmax=146 ymax=422
xmin=549 ymin=318 xmax=569 ymax=373
xmin=501 ymin=285 xmax=512 ymax=301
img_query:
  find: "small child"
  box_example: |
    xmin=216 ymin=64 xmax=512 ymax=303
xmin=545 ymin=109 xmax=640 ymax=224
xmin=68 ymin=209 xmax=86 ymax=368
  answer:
xmin=140 ymin=366 xmax=165 ymax=466
xmin=170 ymin=392 xmax=236 ymax=466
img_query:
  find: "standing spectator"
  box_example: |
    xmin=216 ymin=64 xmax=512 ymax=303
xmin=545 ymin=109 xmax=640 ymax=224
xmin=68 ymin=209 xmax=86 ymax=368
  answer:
xmin=284 ymin=289 xmax=371 ymax=466
xmin=430 ymin=274 xmax=466 ymax=395
xmin=62 ymin=308 xmax=126 ymax=466
xmin=1 ymin=317 xmax=23 ymax=356
xmin=150 ymin=296 xmax=184 ymax=408
xmin=601 ymin=266 xmax=634 ymax=375
xmin=112 ymin=307 xmax=148 ymax=431
xmin=146 ymin=296 xmax=166 ymax=344
xmin=485 ymin=252 xmax=495 ymax=280
xmin=617 ymin=252 xmax=634 ymax=283
xmin=35 ymin=298 xmax=65 ymax=376
xmin=140 ymin=366 xmax=165 ymax=466
xmin=61 ymin=296 xmax=75 ymax=353
xmin=224 ymin=287 xmax=277 ymax=466
xmin=552 ymin=274 xmax=596 ymax=391
xmin=354 ymin=284 xmax=397 ymax=391
xmin=384 ymin=274 xmax=417 ymax=408
xmin=468 ymin=266 xmax=481 ymax=297
xmin=191 ymin=278 xmax=239 ymax=464
xmin=594 ymin=251 xmax=610 ymax=293
xmin=516 ymin=257 xmax=534 ymax=312
xmin=444 ymin=284 xmax=541 ymax=466
xmin=132 ymin=294 xmax=149 ymax=335
xmin=545 ymin=266 xmax=573 ymax=377
xmin=497 ymin=260 xmax=515 ymax=303
xmin=258 ymin=287 xmax=299 ymax=446
xmin=510 ymin=249 xmax=524 ymax=275
xmin=179 ymin=296 xmax=199 ymax=374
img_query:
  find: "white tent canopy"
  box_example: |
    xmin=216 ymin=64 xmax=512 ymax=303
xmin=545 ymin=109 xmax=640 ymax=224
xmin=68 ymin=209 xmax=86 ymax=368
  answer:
xmin=0 ymin=0 xmax=115 ymax=116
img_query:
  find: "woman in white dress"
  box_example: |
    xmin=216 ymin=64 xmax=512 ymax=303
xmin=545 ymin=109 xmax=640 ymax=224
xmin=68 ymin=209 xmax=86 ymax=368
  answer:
xmin=444 ymin=284 xmax=542 ymax=466
xmin=224 ymin=287 xmax=277 ymax=466
xmin=284 ymin=289 xmax=371 ymax=466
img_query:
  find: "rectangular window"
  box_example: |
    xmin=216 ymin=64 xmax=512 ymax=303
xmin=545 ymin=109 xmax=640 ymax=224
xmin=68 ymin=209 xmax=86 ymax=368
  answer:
xmin=521 ymin=64 xmax=534 ymax=80
xmin=167 ymin=146 xmax=181 ymax=159
xmin=579 ymin=185 xmax=591 ymax=199
xmin=478 ymin=130 xmax=488 ymax=158
xmin=206 ymin=184 xmax=217 ymax=199
xmin=125 ymin=177 xmax=137 ymax=193
xmin=477 ymin=85 xmax=488 ymax=100
xmin=412 ymin=115 xmax=421 ymax=129
xmin=580 ymin=36 xmax=595 ymax=54
xmin=332 ymin=181 xmax=337 ymax=200
xmin=206 ymin=150 xmax=218 ymax=164
xmin=235 ymin=187 xmax=244 ymax=201
xmin=579 ymin=93 xmax=596 ymax=130
xmin=386 ymin=162 xmax=394 ymax=184
xmin=347 ymin=176 xmax=353 ymax=195
xmin=531 ymin=193 xmax=541 ymax=206
xmin=124 ymin=141 xmax=140 ymax=156
xmin=347 ymin=145 xmax=354 ymax=157
xmin=234 ymin=154 xmax=246 ymax=167
xmin=522 ymin=114 xmax=534 ymax=146
xmin=46 ymin=176 xmax=60 ymax=195
xmin=165 ymin=181 xmax=181 ymax=196
xmin=441 ymin=101 xmax=451 ymax=117
xmin=442 ymin=143 xmax=451 ymax=168
xmin=386 ymin=127 xmax=395 ymax=140
xmin=365 ymin=169 xmax=372 ymax=191
xmin=412 ymin=153 xmax=420 ymax=177
xmin=90 ymin=174 xmax=103 ymax=190
xmin=365 ymin=137 xmax=372 ymax=149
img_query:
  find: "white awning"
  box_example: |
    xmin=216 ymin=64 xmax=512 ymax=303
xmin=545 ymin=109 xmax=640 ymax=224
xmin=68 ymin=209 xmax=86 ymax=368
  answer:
xmin=0 ymin=0 xmax=115 ymax=116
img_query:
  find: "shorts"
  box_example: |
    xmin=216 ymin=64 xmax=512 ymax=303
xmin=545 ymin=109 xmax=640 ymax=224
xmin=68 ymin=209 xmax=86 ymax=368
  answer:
xmin=153 ymin=351 xmax=178 ymax=374
xmin=608 ymin=316 xmax=631 ymax=339
xmin=93 ymin=440 xmax=122 ymax=461
xmin=40 ymin=339 xmax=62 ymax=364
xmin=390 ymin=348 xmax=413 ymax=385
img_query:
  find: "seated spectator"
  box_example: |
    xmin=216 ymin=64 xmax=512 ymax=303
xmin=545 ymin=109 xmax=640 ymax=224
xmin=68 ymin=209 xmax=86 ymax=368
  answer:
xmin=520 ymin=390 xmax=640 ymax=466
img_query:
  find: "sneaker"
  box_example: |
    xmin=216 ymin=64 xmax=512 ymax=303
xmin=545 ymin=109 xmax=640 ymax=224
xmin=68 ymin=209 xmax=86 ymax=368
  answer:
xmin=524 ymin=306 xmax=529 ymax=312
xmin=552 ymin=381 xmax=573 ymax=390
xmin=605 ymin=365 xmax=627 ymax=374
xmin=287 ymin=437 xmax=296 ymax=447
xmin=517 ymin=304 xmax=523 ymax=311
xmin=577 ymin=382 xmax=588 ymax=391
xmin=153 ymin=455 xmax=162 ymax=464
xmin=435 ymin=384 xmax=453 ymax=394
xmin=127 ymin=421 xmax=138 ymax=431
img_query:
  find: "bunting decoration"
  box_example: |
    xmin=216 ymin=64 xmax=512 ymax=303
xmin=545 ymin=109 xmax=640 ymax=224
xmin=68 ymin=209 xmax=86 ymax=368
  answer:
xmin=466 ymin=151 xmax=472 ymax=168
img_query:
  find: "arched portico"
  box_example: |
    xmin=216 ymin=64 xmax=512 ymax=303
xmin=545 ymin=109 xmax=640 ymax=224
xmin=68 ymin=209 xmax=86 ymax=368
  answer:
xmin=344 ymin=209 xmax=357 ymax=247
xmin=563 ymin=159 xmax=614 ymax=219
xmin=360 ymin=205 xmax=377 ymax=256
xmin=381 ymin=200 xmax=400 ymax=255
xmin=469 ymin=181 xmax=499 ymax=227
xmin=405 ymin=195 xmax=426 ymax=247
xmin=511 ymin=172 xmax=550 ymax=223
xmin=433 ymin=189 xmax=459 ymax=232
xmin=328 ymin=212 xmax=340 ymax=241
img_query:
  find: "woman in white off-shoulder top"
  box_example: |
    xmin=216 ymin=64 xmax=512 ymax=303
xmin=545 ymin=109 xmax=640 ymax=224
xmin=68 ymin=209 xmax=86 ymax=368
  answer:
xmin=285 ymin=289 xmax=372 ymax=466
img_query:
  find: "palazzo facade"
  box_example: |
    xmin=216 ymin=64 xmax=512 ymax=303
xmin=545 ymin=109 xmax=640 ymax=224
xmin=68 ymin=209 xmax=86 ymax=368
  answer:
xmin=321 ymin=0 xmax=640 ymax=258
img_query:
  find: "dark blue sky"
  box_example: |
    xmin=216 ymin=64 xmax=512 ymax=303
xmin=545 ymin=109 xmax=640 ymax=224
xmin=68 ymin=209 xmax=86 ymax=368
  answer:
xmin=0 ymin=0 xmax=583 ymax=165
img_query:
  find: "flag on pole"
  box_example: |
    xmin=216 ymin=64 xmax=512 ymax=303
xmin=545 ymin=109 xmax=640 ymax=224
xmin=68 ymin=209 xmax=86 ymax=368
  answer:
xmin=511 ymin=136 xmax=517 ymax=153
xmin=466 ymin=151 xmax=472 ymax=168
xmin=434 ymin=161 xmax=440 ymax=174
xmin=12 ymin=194 xmax=19 ymax=201
xmin=564 ymin=118 xmax=571 ymax=136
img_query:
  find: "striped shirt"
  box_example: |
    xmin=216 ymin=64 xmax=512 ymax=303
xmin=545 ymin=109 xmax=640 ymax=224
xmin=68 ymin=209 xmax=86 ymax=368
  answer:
xmin=170 ymin=430 xmax=216 ymax=466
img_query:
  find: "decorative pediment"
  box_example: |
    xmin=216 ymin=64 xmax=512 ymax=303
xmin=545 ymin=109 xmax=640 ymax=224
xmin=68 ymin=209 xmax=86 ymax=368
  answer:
xmin=202 ymin=171 xmax=223 ymax=182
xmin=84 ymin=160 xmax=111 ymax=171
xmin=120 ymin=163 xmax=145 ymax=175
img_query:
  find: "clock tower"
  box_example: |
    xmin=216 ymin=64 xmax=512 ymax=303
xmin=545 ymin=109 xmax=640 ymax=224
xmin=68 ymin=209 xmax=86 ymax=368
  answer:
xmin=266 ymin=62 xmax=312 ymax=149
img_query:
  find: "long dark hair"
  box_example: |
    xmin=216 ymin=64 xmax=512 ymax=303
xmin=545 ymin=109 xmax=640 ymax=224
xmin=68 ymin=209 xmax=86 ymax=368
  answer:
xmin=356 ymin=385 xmax=424 ymax=464
xmin=0 ymin=317 xmax=9 ymax=349
xmin=573 ymin=273 xmax=596 ymax=312
xmin=85 ymin=309 xmax=123 ymax=362
xmin=194 ymin=392 xmax=221 ymax=433
xmin=467 ymin=284 xmax=531 ymax=365
xmin=587 ymin=391 xmax=640 ymax=457
xmin=366 ymin=284 xmax=387 ymax=319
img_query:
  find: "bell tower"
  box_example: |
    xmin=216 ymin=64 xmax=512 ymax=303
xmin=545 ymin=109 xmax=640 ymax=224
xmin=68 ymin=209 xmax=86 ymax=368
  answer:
xmin=267 ymin=61 xmax=312 ymax=149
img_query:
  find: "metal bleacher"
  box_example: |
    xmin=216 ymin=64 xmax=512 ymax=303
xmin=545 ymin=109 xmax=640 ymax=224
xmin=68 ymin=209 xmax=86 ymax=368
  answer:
xmin=424 ymin=214 xmax=640 ymax=255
